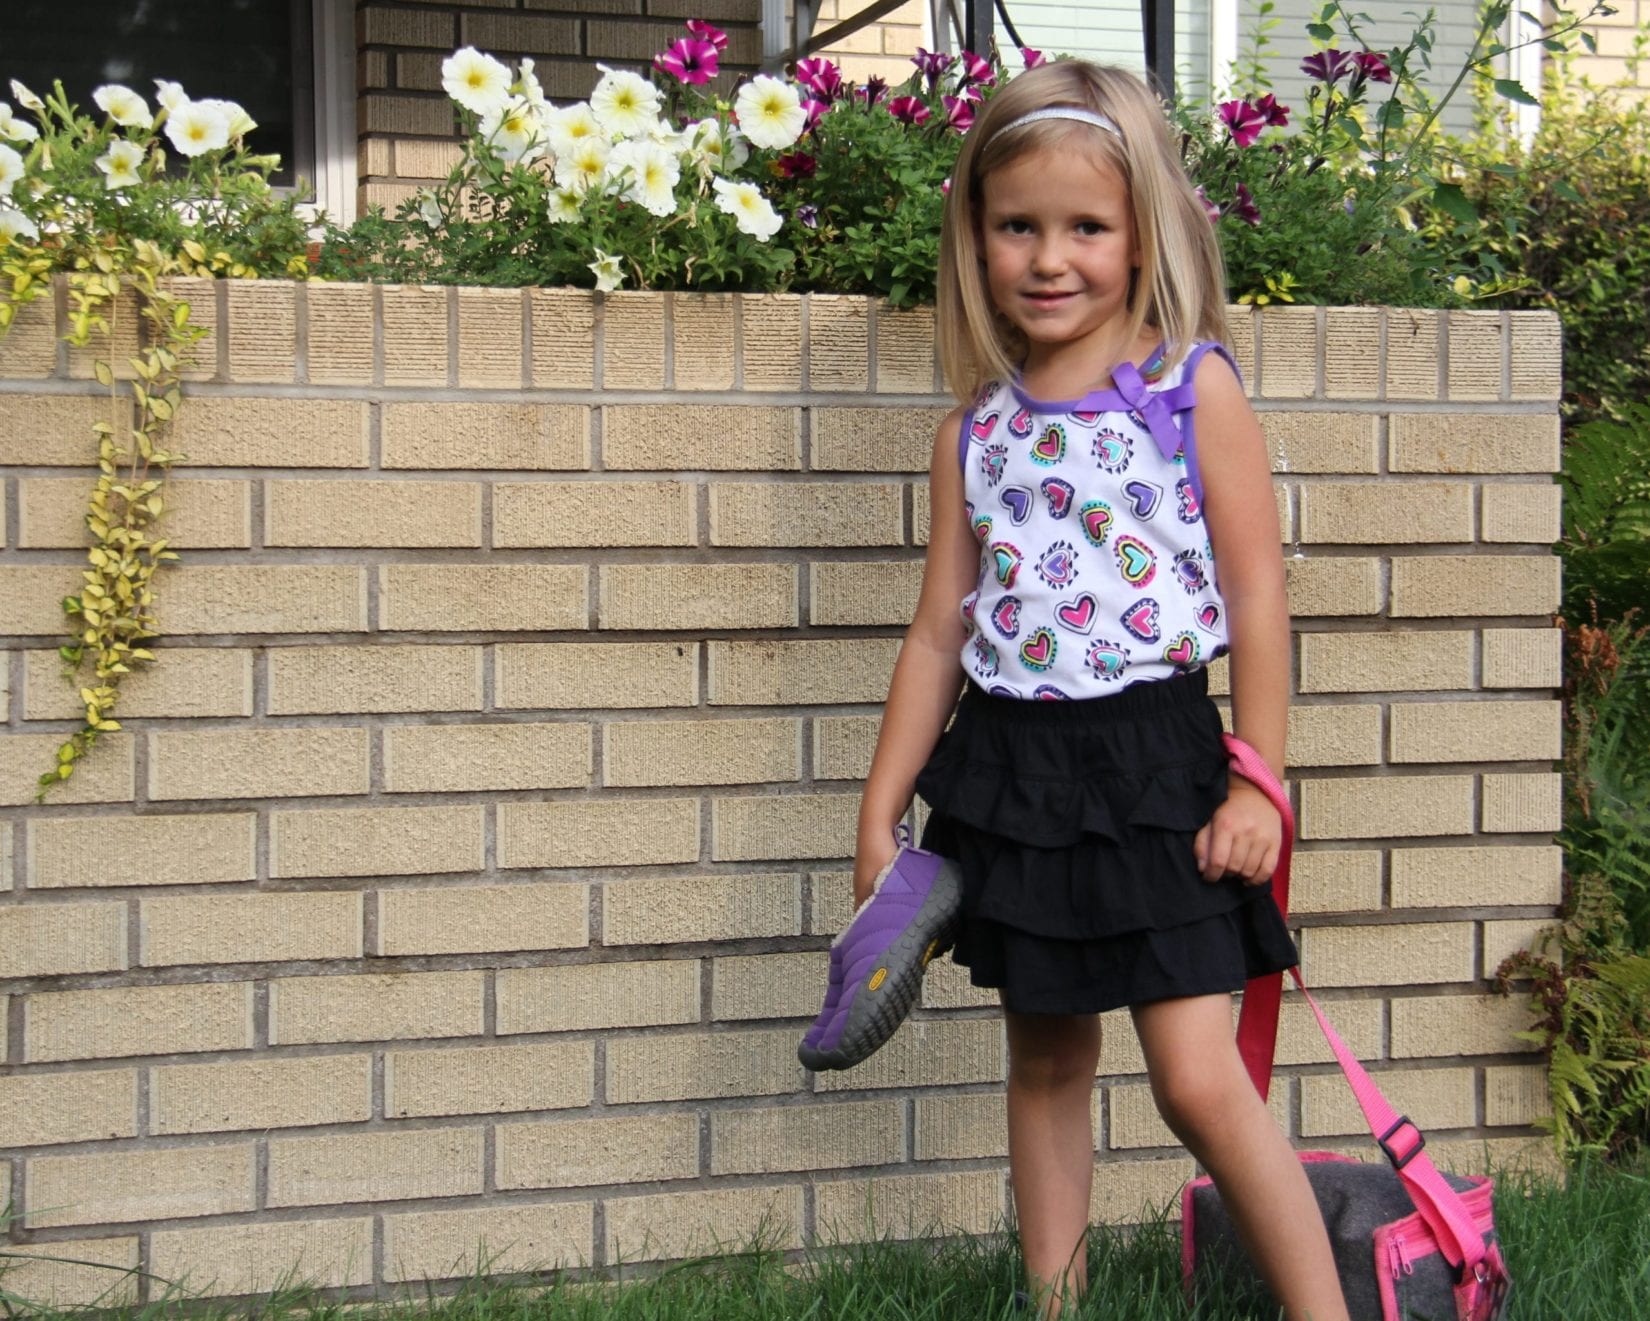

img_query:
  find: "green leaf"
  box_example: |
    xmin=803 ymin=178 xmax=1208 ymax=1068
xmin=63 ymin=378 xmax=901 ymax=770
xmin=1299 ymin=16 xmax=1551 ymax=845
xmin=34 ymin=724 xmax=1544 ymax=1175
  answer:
xmin=1493 ymin=77 xmax=1538 ymax=106
xmin=1431 ymin=182 xmax=1478 ymax=226
xmin=1306 ymin=22 xmax=1334 ymax=41
xmin=93 ymin=360 xmax=114 ymax=387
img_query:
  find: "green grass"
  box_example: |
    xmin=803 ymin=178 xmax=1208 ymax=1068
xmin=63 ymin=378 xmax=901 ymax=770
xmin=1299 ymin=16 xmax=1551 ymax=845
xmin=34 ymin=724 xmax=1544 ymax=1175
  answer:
xmin=5 ymin=1160 xmax=1649 ymax=1320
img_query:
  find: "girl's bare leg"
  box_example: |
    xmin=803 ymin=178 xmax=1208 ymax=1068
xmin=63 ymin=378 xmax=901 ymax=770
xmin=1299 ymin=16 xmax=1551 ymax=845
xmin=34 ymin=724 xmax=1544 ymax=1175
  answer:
xmin=1004 ymin=1009 xmax=1101 ymax=1318
xmin=1131 ymin=993 xmax=1351 ymax=1321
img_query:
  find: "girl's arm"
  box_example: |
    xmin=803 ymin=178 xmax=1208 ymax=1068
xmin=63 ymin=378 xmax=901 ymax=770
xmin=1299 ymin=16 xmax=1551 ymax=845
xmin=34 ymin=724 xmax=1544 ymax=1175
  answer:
xmin=1191 ymin=351 xmax=1291 ymax=884
xmin=853 ymin=407 xmax=980 ymax=906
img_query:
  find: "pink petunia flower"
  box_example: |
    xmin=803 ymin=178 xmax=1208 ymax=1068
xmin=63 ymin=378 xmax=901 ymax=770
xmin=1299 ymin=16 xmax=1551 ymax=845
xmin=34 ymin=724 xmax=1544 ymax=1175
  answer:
xmin=1300 ymin=49 xmax=1355 ymax=84
xmin=942 ymin=94 xmax=975 ymax=133
xmin=888 ymin=95 xmax=931 ymax=126
xmin=685 ymin=19 xmax=728 ymax=52
xmin=941 ymin=177 xmax=951 ymax=196
xmin=911 ymin=47 xmax=955 ymax=89
xmin=957 ymin=50 xmax=995 ymax=89
xmin=1194 ymin=184 xmax=1220 ymax=224
xmin=1253 ymin=92 xmax=1290 ymax=127
xmin=856 ymin=76 xmax=889 ymax=106
xmin=801 ymin=97 xmax=829 ymax=130
xmin=795 ymin=56 xmax=845 ymax=100
xmin=1229 ymin=182 xmax=1260 ymax=226
xmin=654 ymin=37 xmax=720 ymax=85
xmin=1218 ymin=98 xmax=1267 ymax=148
xmin=1353 ymin=50 xmax=1393 ymax=82
xmin=1020 ymin=47 xmax=1047 ymax=69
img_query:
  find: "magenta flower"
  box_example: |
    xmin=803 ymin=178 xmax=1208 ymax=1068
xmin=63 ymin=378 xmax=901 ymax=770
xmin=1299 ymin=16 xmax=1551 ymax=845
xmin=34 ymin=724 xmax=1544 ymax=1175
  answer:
xmin=1353 ymin=50 xmax=1393 ymax=82
xmin=654 ymin=37 xmax=720 ymax=85
xmin=795 ymin=56 xmax=845 ymax=100
xmin=1021 ymin=47 xmax=1047 ymax=69
xmin=856 ymin=76 xmax=889 ymax=106
xmin=776 ymin=150 xmax=818 ymax=179
xmin=1300 ymin=49 xmax=1355 ymax=84
xmin=685 ymin=19 xmax=728 ymax=52
xmin=888 ymin=95 xmax=931 ymax=126
xmin=1253 ymin=92 xmax=1290 ymax=127
xmin=1229 ymin=182 xmax=1260 ymax=226
xmin=940 ymin=176 xmax=951 ymax=197
xmin=942 ymin=94 xmax=975 ymax=133
xmin=801 ymin=97 xmax=829 ymax=130
xmin=911 ymin=47 xmax=955 ymax=89
xmin=1218 ymin=98 xmax=1267 ymax=148
xmin=957 ymin=50 xmax=995 ymax=90
xmin=1194 ymin=185 xmax=1220 ymax=224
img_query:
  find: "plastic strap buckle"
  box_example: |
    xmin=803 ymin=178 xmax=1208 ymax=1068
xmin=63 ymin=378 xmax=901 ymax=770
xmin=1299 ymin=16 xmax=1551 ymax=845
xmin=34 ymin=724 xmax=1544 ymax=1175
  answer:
xmin=1377 ymin=1114 xmax=1426 ymax=1171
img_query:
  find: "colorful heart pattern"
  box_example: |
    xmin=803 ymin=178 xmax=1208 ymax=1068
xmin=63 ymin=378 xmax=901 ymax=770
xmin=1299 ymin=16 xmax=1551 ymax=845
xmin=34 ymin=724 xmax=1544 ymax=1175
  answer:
xmin=990 ymin=595 xmax=1023 ymax=638
xmin=1114 ymin=534 xmax=1156 ymax=587
xmin=1070 ymin=409 xmax=1102 ymax=425
xmin=1092 ymin=428 xmax=1132 ymax=473
xmin=1123 ymin=479 xmax=1162 ymax=520
xmin=1085 ymin=639 xmax=1130 ymax=681
xmin=1176 ymin=477 xmax=1201 ymax=523
xmin=1031 ymin=424 xmax=1067 ymax=466
xmin=982 ymin=443 xmax=1008 ymax=487
xmin=1041 ymin=477 xmax=1075 ymax=519
xmin=1032 ymin=683 xmax=1071 ymax=700
xmin=1055 ymin=592 xmax=1098 ymax=634
xmin=1120 ymin=597 xmax=1162 ymax=643
xmin=971 ymin=411 xmax=999 ymax=443
xmin=972 ymin=635 xmax=1000 ymax=677
xmin=1020 ymin=628 xmax=1057 ymax=672
xmin=960 ymin=591 xmax=979 ymax=622
xmin=1195 ymin=601 xmax=1222 ymax=634
xmin=989 ymin=541 xmax=1022 ymax=588
xmin=972 ymin=513 xmax=992 ymax=544
xmin=1007 ymin=407 xmax=1035 ymax=438
xmin=1173 ymin=549 xmax=1206 ymax=595
xmin=1000 ymin=486 xmax=1033 ymax=525
xmin=1164 ymin=632 xmax=1200 ymax=669
xmin=1036 ymin=540 xmax=1078 ymax=588
xmin=1078 ymin=500 xmax=1113 ymax=547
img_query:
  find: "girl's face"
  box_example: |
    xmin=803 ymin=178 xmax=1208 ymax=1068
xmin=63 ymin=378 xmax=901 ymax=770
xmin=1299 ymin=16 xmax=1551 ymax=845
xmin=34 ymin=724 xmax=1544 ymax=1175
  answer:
xmin=978 ymin=144 xmax=1139 ymax=363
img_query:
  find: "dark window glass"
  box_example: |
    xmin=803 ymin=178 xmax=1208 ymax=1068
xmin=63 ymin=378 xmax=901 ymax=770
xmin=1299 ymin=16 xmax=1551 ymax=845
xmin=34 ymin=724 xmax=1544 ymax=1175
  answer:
xmin=4 ymin=0 xmax=314 ymax=191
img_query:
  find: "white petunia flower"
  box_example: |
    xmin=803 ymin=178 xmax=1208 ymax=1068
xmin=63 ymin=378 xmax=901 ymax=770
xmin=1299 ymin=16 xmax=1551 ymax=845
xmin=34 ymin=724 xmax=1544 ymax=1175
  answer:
xmin=732 ymin=75 xmax=805 ymax=150
xmin=442 ymin=46 xmax=512 ymax=115
xmin=0 ymin=103 xmax=39 ymax=143
xmin=546 ymin=102 xmax=601 ymax=158
xmin=93 ymin=84 xmax=153 ymax=130
xmin=609 ymin=138 xmax=679 ymax=217
xmin=588 ymin=249 xmax=625 ymax=293
xmin=153 ymin=80 xmax=189 ymax=113
xmin=8 ymin=81 xmax=44 ymax=113
xmin=589 ymin=65 xmax=660 ymax=138
xmin=515 ymin=56 xmax=546 ymax=108
xmin=553 ymin=134 xmax=611 ymax=195
xmin=417 ymin=189 xmax=444 ymax=229
xmin=164 ymin=100 xmax=230 ymax=157
xmin=546 ymin=186 xmax=582 ymax=224
xmin=684 ymin=119 xmax=748 ymax=170
xmin=712 ymin=176 xmax=783 ymax=240
xmin=96 ymin=138 xmax=144 ymax=190
xmin=195 ymin=97 xmax=256 ymax=139
xmin=0 ymin=205 xmax=38 ymax=243
xmin=0 ymin=143 xmax=23 ymax=197
xmin=479 ymin=96 xmax=544 ymax=163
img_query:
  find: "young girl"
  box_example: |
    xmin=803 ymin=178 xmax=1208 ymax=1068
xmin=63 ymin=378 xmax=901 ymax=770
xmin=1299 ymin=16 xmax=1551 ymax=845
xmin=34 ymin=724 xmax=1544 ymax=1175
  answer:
xmin=853 ymin=61 xmax=1352 ymax=1321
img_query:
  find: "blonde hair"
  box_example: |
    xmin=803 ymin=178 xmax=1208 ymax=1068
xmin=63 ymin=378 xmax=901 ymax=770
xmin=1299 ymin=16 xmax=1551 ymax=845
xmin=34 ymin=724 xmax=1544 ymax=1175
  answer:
xmin=936 ymin=61 xmax=1228 ymax=401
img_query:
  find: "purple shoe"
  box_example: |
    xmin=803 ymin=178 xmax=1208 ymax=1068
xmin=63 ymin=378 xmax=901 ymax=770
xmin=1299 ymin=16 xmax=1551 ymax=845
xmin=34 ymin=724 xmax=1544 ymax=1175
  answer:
xmin=797 ymin=826 xmax=962 ymax=1072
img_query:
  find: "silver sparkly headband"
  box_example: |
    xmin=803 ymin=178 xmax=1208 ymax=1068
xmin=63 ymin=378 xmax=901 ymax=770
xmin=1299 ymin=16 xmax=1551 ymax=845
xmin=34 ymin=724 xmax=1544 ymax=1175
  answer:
xmin=1001 ymin=106 xmax=1122 ymax=138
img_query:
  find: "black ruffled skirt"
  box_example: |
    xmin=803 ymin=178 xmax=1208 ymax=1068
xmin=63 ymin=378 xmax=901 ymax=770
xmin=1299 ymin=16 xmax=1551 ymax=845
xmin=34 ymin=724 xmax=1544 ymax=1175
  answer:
xmin=914 ymin=669 xmax=1298 ymax=1016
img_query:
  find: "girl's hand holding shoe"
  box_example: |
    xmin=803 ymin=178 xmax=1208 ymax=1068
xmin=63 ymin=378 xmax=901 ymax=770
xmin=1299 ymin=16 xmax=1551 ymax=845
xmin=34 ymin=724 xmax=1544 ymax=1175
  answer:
xmin=1194 ymin=777 xmax=1282 ymax=885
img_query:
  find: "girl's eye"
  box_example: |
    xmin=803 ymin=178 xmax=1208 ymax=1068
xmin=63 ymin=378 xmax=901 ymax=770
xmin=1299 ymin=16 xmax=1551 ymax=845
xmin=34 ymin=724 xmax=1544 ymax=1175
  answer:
xmin=1001 ymin=219 xmax=1032 ymax=235
xmin=1077 ymin=221 xmax=1105 ymax=236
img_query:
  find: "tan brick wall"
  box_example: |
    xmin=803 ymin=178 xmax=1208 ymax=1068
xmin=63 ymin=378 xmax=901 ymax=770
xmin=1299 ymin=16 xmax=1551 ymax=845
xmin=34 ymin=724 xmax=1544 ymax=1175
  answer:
xmin=0 ymin=289 xmax=1561 ymax=1304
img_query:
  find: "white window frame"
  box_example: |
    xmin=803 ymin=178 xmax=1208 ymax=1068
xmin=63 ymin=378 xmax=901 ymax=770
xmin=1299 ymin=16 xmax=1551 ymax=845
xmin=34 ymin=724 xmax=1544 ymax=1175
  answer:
xmin=303 ymin=0 xmax=357 ymax=225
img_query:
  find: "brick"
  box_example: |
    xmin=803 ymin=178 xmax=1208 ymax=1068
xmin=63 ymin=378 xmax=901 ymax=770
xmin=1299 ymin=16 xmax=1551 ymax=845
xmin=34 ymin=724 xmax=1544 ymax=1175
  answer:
xmin=1258 ymin=412 xmax=1379 ymax=475
xmin=29 ymin=811 xmax=253 ymax=890
xmin=1508 ymin=311 xmax=1562 ymax=401
xmin=384 ymin=722 xmax=591 ymax=793
xmin=163 ymin=565 xmax=368 ymax=634
xmin=66 ymin=285 xmax=142 ymax=381
xmin=1089 ymin=1156 xmax=1197 ymax=1225
xmin=1485 ymin=918 xmax=1551 ymax=974
xmin=606 ymin=1184 xmax=804 ymax=1262
xmin=266 ymin=479 xmax=482 ymax=547
xmin=24 ymin=648 xmax=251 ymax=719
xmin=224 ymin=281 xmax=297 ymax=382
xmin=1299 ymin=481 xmax=1471 ymax=544
xmin=269 ymin=1129 xmax=482 ymax=1208
xmin=1300 ymin=776 xmax=1474 ymax=839
xmin=382 ymin=402 xmax=589 ymax=469
xmin=1385 ymin=308 xmax=1441 ymax=400
xmin=606 ymin=1026 xmax=801 ymax=1103
xmin=1298 ymin=631 xmax=1473 ymax=693
xmin=601 ymin=290 xmax=667 ymax=389
xmin=1257 ymin=306 xmax=1319 ymax=398
xmin=915 ymin=1092 xmax=1008 ymax=1159
xmin=496 ymin=959 xmax=699 ymax=1034
xmin=306 ymin=282 xmax=376 ymax=385
xmin=1303 ymin=1065 xmax=1476 ymax=1136
xmin=25 ymin=1144 xmax=255 ymax=1228
xmin=497 ymin=641 xmax=698 ymax=709
xmin=1447 ymin=310 xmax=1504 ymax=401
xmin=713 ymin=1099 xmax=903 ymax=1175
xmin=814 ymin=714 xmax=880 ymax=780
xmin=1284 ymin=558 xmax=1383 ymax=616
xmin=494 ymin=480 xmax=696 ymax=547
xmin=603 ymin=404 xmax=799 ymax=469
xmin=808 ymin=295 xmax=870 ymax=390
xmin=873 ymin=301 xmax=937 ymax=392
xmin=0 ymin=1235 xmax=139 ymax=1306
xmin=812 ymin=406 xmax=945 ymax=472
xmin=19 ymin=477 xmax=250 ymax=549
xmin=498 ymin=1112 xmax=698 ymax=1189
xmin=1300 ymin=922 xmax=1475 ymax=987
xmin=605 ymin=716 xmax=799 ymax=787
xmin=0 ymin=903 xmax=127 ymax=978
xmin=0 ymin=566 xmax=95 ymax=634
xmin=270 ymin=970 xmax=484 ymax=1044
xmin=387 ymin=1041 xmax=593 ymax=1118
xmin=1285 ymin=704 xmax=1382 ymax=767
xmin=712 ymin=792 xmax=858 ymax=861
xmin=0 ymin=394 xmax=119 ymax=465
xmin=1391 ymin=844 xmax=1562 ymax=909
xmin=712 ymin=951 xmax=828 ymax=1020
xmin=1288 ymin=848 xmax=1383 ymax=913
xmin=1 ymin=287 xmax=59 ymax=378
xmin=808 ymin=560 xmax=921 ymax=627
xmin=148 ymin=728 xmax=369 ymax=801
xmin=151 ymin=1055 xmax=372 ymax=1134
xmin=0 ymin=823 xmax=9 ymax=893
xmin=1274 ymin=995 xmax=1382 ymax=1064
xmin=23 ymin=982 xmax=253 ymax=1062
xmin=1485 ymin=1064 xmax=1549 ymax=1126
xmin=1481 ymin=772 xmax=1562 ymax=834
xmin=672 ymin=293 xmax=736 ymax=390
xmin=1322 ymin=307 xmax=1382 ymax=399
xmin=1481 ymin=482 xmax=1561 ymax=543
xmin=384 ymin=1203 xmax=591 ymax=1283
xmin=380 ymin=882 xmax=588 ymax=956
xmin=381 ymin=285 xmax=449 ymax=386
xmin=529 ymin=289 xmax=596 ymax=389
xmin=1111 ymin=1084 xmax=1215 ymax=1149
xmin=602 ymin=872 xmax=801 ymax=944
xmin=920 ymin=955 xmax=1000 ymax=1008
xmin=1391 ymin=699 xmax=1560 ymax=763
xmin=269 ymin=644 xmax=482 ymax=714
xmin=151 ymin=1218 xmax=374 ymax=1295
xmin=816 ymin=1170 xmax=1002 ymax=1239
xmin=140 ymin=891 xmax=362 ymax=967
xmin=818 ymin=1018 xmax=1004 ymax=1092
xmin=455 ymin=286 xmax=524 ymax=388
xmin=392 ymin=139 xmax=462 ymax=178
xmin=383 ymin=563 xmax=589 ymax=632
xmin=272 ymin=804 xmax=482 ymax=878
xmin=809 ymin=868 xmax=855 ymax=936
xmin=1482 ymin=627 xmax=1563 ymax=689
xmin=740 ymin=294 xmax=804 ymax=391
xmin=599 ymin=563 xmax=795 ymax=630
xmin=0 ymin=732 xmax=134 ymax=807
xmin=1392 ymin=555 xmax=1559 ymax=617
xmin=710 ymin=481 xmax=903 ymax=547
xmin=499 ymin=797 xmax=698 ymax=869
xmin=709 ymin=638 xmax=900 ymax=704
xmin=1391 ymin=993 xmax=1539 ymax=1058
xmin=1389 ymin=413 xmax=1559 ymax=474
xmin=361 ymin=4 xmax=454 ymax=46
xmin=0 ymin=1068 xmax=137 ymax=1146
xmin=172 ymin=396 xmax=369 ymax=466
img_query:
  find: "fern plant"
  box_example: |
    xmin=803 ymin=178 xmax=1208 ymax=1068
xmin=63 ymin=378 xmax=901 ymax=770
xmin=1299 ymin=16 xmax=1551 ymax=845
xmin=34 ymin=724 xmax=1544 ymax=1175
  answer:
xmin=1558 ymin=405 xmax=1650 ymax=624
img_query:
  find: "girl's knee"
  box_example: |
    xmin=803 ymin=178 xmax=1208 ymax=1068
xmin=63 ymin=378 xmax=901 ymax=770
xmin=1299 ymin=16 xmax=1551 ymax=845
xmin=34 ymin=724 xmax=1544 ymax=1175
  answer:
xmin=1006 ymin=1015 xmax=1100 ymax=1093
xmin=1149 ymin=1064 xmax=1239 ymax=1143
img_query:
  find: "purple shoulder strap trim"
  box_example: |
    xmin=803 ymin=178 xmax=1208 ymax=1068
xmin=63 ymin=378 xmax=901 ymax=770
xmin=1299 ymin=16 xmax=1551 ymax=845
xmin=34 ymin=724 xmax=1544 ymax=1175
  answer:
xmin=957 ymin=409 xmax=974 ymax=472
xmin=1174 ymin=341 xmax=1242 ymax=516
